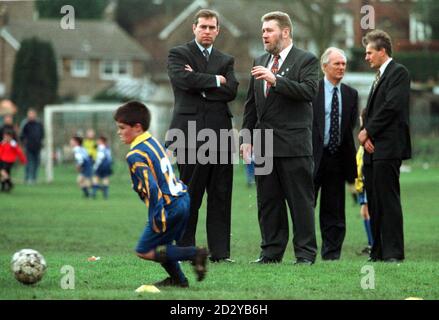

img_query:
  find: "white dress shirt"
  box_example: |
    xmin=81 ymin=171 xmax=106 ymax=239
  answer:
xmin=379 ymin=57 xmax=393 ymax=76
xmin=264 ymin=43 xmax=293 ymax=96
xmin=195 ymin=40 xmax=221 ymax=88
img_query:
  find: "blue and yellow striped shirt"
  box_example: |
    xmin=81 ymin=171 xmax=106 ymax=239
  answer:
xmin=126 ymin=132 xmax=187 ymax=233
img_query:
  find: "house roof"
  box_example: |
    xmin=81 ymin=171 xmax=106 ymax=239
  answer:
xmin=2 ymin=19 xmax=150 ymax=61
xmin=159 ymin=0 xmax=243 ymax=40
xmin=106 ymin=78 xmax=157 ymax=101
xmin=158 ymin=0 xmax=314 ymax=40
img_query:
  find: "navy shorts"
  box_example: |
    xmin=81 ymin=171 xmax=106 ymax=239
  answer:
xmin=95 ymin=165 xmax=112 ymax=178
xmin=358 ymin=191 xmax=367 ymax=205
xmin=81 ymin=162 xmax=93 ymax=178
xmin=135 ymin=192 xmax=190 ymax=254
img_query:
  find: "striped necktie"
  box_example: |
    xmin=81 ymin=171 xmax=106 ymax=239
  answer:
xmin=203 ymin=49 xmax=210 ymax=62
xmin=372 ymin=70 xmax=381 ymax=93
xmin=266 ymin=55 xmax=280 ymax=96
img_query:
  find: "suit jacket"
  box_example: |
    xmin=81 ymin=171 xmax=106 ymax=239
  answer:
xmin=312 ymin=79 xmax=358 ymax=183
xmin=242 ymin=45 xmax=319 ymax=157
xmin=166 ymin=40 xmax=238 ymax=151
xmin=364 ymin=60 xmax=412 ymax=164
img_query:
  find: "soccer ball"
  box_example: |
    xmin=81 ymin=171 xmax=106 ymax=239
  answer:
xmin=11 ymin=249 xmax=47 ymax=285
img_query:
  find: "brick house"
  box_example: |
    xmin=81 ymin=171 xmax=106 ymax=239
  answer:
xmin=0 ymin=0 xmax=151 ymax=101
xmin=338 ymin=0 xmax=437 ymax=51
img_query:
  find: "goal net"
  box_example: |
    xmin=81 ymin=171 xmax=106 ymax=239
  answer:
xmin=43 ymin=103 xmax=172 ymax=182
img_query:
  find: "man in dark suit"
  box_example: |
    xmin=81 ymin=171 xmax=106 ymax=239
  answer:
xmin=358 ymin=30 xmax=411 ymax=263
xmin=312 ymin=47 xmax=358 ymax=261
xmin=20 ymin=108 xmax=44 ymax=185
xmin=241 ymin=11 xmax=318 ymax=265
xmin=166 ymin=9 xmax=238 ymax=263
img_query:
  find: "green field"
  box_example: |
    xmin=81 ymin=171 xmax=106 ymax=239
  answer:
xmin=1 ymin=162 xmax=438 ymax=300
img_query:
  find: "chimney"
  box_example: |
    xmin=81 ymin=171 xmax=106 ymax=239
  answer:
xmin=1 ymin=0 xmax=36 ymax=23
xmin=104 ymin=0 xmax=117 ymax=21
xmin=0 ymin=4 xmax=8 ymax=27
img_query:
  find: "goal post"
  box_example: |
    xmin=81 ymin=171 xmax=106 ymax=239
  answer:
xmin=44 ymin=103 xmax=171 ymax=182
xmin=44 ymin=104 xmax=119 ymax=182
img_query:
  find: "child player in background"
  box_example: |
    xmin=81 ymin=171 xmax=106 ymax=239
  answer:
xmin=70 ymin=136 xmax=93 ymax=198
xmin=83 ymin=128 xmax=97 ymax=162
xmin=91 ymin=136 xmax=113 ymax=199
xmin=355 ymin=110 xmax=373 ymax=256
xmin=114 ymin=101 xmax=208 ymax=288
xmin=0 ymin=129 xmax=26 ymax=192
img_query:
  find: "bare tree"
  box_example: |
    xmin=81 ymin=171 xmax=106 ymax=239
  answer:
xmin=282 ymin=0 xmax=339 ymax=56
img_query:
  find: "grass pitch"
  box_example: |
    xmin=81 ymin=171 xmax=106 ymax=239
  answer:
xmin=1 ymin=162 xmax=438 ymax=300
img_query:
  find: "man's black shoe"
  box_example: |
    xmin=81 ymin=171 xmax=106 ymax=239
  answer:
xmin=356 ymin=246 xmax=372 ymax=256
xmin=154 ymin=277 xmax=189 ymax=288
xmin=192 ymin=247 xmax=209 ymax=281
xmin=367 ymin=256 xmax=379 ymax=262
xmin=294 ymin=258 xmax=314 ymax=265
xmin=210 ymin=257 xmax=235 ymax=263
xmin=250 ymin=256 xmax=281 ymax=264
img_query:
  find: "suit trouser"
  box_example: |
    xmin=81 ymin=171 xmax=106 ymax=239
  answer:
xmin=314 ymin=150 xmax=346 ymax=260
xmin=363 ymin=159 xmax=404 ymax=260
xmin=177 ymin=151 xmax=233 ymax=259
xmin=255 ymin=156 xmax=317 ymax=261
xmin=25 ymin=149 xmax=40 ymax=182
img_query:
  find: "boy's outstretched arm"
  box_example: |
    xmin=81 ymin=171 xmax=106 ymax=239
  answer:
xmin=128 ymin=156 xmax=167 ymax=234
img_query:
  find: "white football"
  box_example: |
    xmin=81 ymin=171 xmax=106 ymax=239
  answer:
xmin=11 ymin=249 xmax=47 ymax=285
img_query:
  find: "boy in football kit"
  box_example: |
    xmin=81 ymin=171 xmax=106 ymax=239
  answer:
xmin=114 ymin=101 xmax=208 ymax=288
xmin=355 ymin=110 xmax=373 ymax=255
xmin=70 ymin=136 xmax=93 ymax=198
xmin=0 ymin=129 xmax=27 ymax=192
xmin=91 ymin=136 xmax=113 ymax=199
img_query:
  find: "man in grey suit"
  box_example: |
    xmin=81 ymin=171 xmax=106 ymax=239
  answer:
xmin=241 ymin=11 xmax=318 ymax=265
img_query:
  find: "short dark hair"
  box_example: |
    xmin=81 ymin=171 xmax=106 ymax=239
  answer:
xmin=98 ymin=136 xmax=107 ymax=144
xmin=194 ymin=9 xmax=219 ymax=26
xmin=362 ymin=29 xmax=393 ymax=57
xmin=114 ymin=101 xmax=151 ymax=131
xmin=2 ymin=128 xmax=14 ymax=137
xmin=72 ymin=136 xmax=83 ymax=145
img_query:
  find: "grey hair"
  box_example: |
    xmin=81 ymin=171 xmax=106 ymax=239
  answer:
xmin=320 ymin=47 xmax=347 ymax=68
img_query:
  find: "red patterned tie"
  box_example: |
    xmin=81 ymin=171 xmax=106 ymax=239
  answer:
xmin=266 ymin=55 xmax=280 ymax=96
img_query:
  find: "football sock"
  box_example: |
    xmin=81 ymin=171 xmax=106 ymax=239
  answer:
xmin=161 ymin=261 xmax=187 ymax=283
xmin=102 ymin=185 xmax=109 ymax=199
xmin=155 ymin=245 xmax=197 ymax=262
xmin=165 ymin=245 xmax=197 ymax=262
xmin=91 ymin=185 xmax=100 ymax=198
xmin=82 ymin=187 xmax=90 ymax=198
xmin=364 ymin=219 xmax=373 ymax=246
